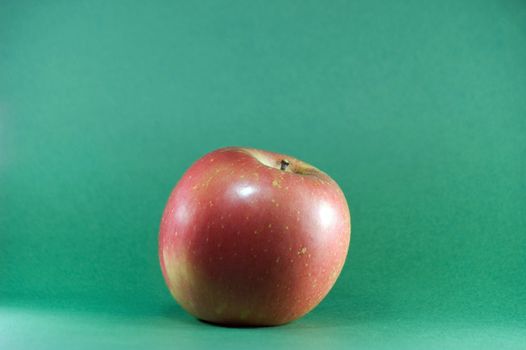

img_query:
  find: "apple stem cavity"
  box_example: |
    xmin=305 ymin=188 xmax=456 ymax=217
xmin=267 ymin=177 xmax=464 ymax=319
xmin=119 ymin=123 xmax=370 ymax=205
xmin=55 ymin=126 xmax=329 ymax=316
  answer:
xmin=280 ymin=159 xmax=290 ymax=171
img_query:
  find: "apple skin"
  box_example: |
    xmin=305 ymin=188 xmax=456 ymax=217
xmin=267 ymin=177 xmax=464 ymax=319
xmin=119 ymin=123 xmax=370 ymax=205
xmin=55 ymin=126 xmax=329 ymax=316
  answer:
xmin=159 ymin=147 xmax=351 ymax=326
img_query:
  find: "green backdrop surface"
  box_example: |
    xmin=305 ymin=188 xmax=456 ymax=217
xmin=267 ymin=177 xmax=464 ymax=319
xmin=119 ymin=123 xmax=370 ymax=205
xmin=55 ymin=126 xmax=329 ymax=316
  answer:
xmin=1 ymin=0 xmax=525 ymax=349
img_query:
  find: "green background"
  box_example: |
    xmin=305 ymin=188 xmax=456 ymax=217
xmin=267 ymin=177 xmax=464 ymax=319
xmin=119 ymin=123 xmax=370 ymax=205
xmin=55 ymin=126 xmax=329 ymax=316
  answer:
xmin=1 ymin=0 xmax=525 ymax=348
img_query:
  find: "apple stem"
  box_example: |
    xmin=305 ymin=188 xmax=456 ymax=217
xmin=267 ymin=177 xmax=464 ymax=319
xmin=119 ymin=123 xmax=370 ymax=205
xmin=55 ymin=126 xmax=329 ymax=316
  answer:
xmin=280 ymin=159 xmax=290 ymax=171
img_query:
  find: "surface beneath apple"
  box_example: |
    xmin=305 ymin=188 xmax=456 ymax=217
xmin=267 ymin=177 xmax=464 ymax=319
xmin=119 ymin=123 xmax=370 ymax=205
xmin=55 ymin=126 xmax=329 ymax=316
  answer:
xmin=159 ymin=147 xmax=351 ymax=326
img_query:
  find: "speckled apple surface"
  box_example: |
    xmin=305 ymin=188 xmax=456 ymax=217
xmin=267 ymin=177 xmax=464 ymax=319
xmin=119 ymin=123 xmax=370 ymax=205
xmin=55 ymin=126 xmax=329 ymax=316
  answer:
xmin=159 ymin=147 xmax=350 ymax=325
xmin=1 ymin=0 xmax=526 ymax=349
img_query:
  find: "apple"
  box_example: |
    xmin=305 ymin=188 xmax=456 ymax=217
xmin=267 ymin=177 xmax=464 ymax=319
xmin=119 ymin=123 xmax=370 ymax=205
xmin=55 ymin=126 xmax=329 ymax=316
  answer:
xmin=159 ymin=147 xmax=351 ymax=326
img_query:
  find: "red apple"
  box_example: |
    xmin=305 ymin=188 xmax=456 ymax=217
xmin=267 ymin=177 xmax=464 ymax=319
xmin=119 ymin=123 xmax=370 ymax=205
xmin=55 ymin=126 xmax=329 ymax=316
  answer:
xmin=159 ymin=147 xmax=351 ymax=326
